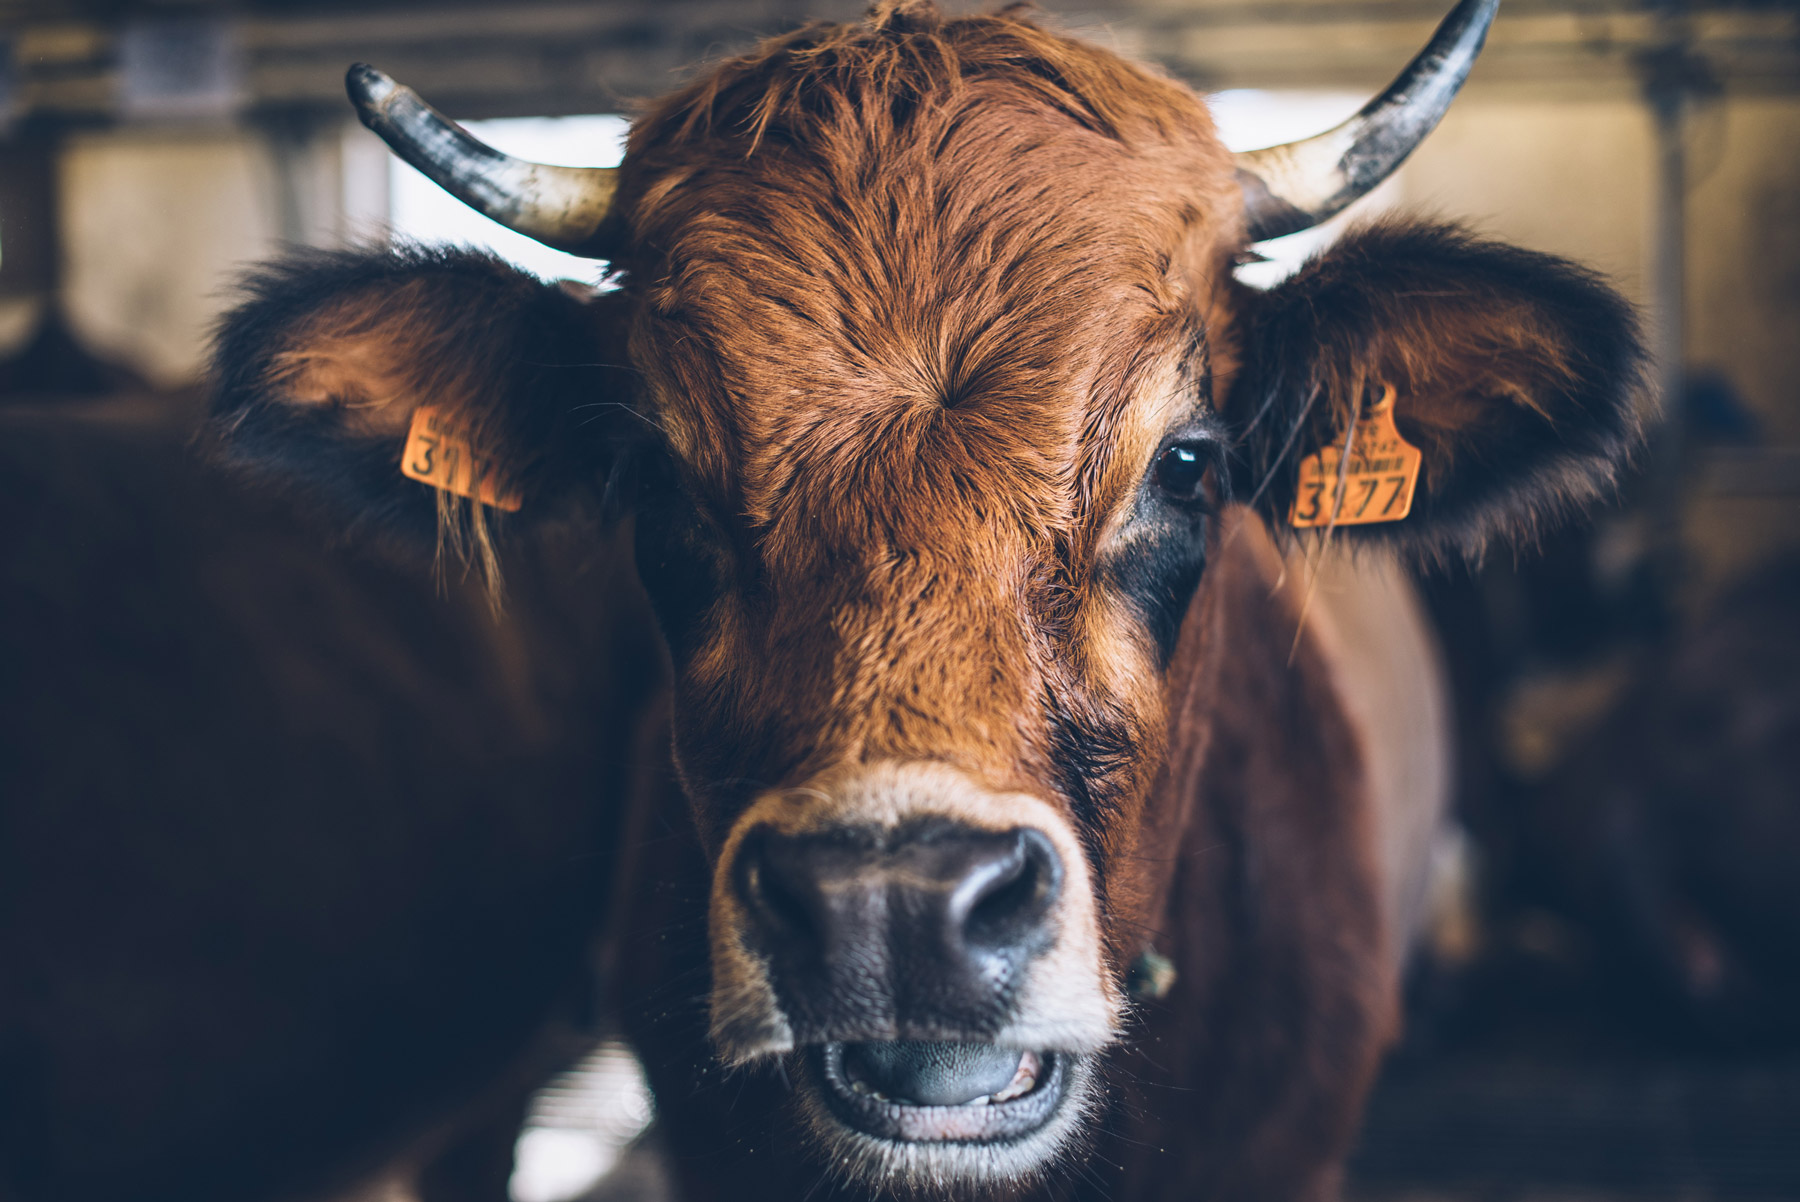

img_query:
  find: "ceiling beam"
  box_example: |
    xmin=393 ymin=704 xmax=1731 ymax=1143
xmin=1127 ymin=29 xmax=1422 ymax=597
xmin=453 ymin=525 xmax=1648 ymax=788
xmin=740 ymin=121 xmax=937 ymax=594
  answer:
xmin=3 ymin=0 xmax=1793 ymax=130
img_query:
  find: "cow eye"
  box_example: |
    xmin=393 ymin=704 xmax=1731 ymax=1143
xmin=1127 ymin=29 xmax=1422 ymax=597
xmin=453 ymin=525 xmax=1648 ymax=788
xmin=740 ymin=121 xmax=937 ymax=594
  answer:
xmin=632 ymin=446 xmax=681 ymax=500
xmin=1154 ymin=442 xmax=1213 ymax=507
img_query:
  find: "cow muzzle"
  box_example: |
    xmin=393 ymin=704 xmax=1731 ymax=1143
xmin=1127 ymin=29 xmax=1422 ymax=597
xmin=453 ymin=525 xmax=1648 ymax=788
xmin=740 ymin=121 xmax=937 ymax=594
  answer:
xmin=707 ymin=763 xmax=1117 ymax=1182
xmin=736 ymin=822 xmax=1062 ymax=1038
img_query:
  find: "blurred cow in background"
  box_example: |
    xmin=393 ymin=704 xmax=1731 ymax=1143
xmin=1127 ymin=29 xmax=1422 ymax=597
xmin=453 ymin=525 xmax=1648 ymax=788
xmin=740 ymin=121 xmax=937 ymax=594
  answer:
xmin=0 ymin=392 xmax=662 ymax=1202
xmin=1504 ymin=553 xmax=1800 ymax=1046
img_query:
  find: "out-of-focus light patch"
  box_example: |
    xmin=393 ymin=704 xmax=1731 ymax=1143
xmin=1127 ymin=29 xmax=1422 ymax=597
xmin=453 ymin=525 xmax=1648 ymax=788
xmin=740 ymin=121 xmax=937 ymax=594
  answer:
xmin=512 ymin=1130 xmax=616 ymax=1202
xmin=0 ymin=301 xmax=40 ymax=357
xmin=1207 ymin=90 xmax=1399 ymax=290
xmin=510 ymin=1040 xmax=654 ymax=1202
xmin=389 ymin=115 xmax=628 ymax=285
xmin=118 ymin=18 xmax=244 ymax=122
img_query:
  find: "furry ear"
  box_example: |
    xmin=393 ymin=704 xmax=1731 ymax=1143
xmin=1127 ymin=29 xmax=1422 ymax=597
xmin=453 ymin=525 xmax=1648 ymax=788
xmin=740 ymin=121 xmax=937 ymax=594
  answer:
xmin=1225 ymin=222 xmax=1646 ymax=561
xmin=205 ymin=245 xmax=631 ymax=574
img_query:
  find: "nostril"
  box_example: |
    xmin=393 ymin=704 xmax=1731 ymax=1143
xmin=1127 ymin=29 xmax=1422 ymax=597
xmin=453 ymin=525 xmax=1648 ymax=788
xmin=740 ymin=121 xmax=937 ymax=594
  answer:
xmin=753 ymin=859 xmax=815 ymax=939
xmin=965 ymin=863 xmax=1034 ymax=944
xmin=963 ymin=828 xmax=1062 ymax=948
xmin=737 ymin=830 xmax=823 ymax=952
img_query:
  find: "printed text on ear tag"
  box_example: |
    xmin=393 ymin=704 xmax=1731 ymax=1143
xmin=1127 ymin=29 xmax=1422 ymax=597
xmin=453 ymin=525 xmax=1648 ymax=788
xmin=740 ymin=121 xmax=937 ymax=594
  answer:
xmin=1289 ymin=384 xmax=1422 ymax=528
xmin=400 ymin=405 xmax=522 ymax=512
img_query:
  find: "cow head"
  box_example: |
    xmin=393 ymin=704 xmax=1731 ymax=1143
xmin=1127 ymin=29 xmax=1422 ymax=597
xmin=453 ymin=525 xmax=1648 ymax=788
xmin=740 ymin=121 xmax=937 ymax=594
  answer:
xmin=207 ymin=0 xmax=1640 ymax=1191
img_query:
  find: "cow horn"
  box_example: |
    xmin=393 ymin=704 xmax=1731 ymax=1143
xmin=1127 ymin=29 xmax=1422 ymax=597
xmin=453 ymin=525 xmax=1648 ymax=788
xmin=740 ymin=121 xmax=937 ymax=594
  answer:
xmin=345 ymin=64 xmax=620 ymax=257
xmin=1234 ymin=0 xmax=1499 ymax=243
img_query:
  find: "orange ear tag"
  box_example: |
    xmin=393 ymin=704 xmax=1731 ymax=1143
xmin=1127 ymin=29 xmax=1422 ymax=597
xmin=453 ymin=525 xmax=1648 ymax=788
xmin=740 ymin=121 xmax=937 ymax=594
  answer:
xmin=400 ymin=405 xmax=522 ymax=512
xmin=1288 ymin=384 xmax=1422 ymax=528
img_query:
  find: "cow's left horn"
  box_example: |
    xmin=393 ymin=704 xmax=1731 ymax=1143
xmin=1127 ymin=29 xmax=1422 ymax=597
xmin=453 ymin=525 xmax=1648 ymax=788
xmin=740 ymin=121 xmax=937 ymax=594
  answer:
xmin=1234 ymin=0 xmax=1499 ymax=242
xmin=346 ymin=64 xmax=619 ymax=257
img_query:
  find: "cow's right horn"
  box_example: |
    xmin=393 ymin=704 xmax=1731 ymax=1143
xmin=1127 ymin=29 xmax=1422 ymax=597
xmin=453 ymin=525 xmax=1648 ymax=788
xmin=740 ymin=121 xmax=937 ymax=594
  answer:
xmin=346 ymin=64 xmax=620 ymax=258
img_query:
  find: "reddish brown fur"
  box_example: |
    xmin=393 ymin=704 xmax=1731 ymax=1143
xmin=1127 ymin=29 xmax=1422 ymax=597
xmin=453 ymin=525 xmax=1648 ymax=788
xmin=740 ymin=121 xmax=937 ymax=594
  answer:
xmin=607 ymin=509 xmax=1395 ymax=1201
xmin=611 ymin=1 xmax=1239 ymax=869
xmin=269 ymin=274 xmax=540 ymax=441
xmin=587 ymin=12 xmax=1400 ymax=1192
xmin=1109 ymin=512 xmax=1394 ymax=1201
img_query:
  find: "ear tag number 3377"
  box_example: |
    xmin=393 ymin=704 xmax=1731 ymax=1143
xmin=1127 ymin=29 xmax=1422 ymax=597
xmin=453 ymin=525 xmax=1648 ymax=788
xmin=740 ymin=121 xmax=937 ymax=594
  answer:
xmin=400 ymin=406 xmax=522 ymax=512
xmin=1289 ymin=384 xmax=1422 ymax=528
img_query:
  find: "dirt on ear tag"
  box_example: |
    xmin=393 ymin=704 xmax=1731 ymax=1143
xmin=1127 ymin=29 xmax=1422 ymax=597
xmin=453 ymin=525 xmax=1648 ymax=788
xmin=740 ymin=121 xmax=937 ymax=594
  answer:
xmin=1289 ymin=384 xmax=1422 ymax=528
xmin=400 ymin=406 xmax=522 ymax=512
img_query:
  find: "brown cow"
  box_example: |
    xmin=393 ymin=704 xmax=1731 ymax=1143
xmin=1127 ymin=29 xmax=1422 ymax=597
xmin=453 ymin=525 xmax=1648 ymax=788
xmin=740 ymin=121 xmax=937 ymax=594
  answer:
xmin=0 ymin=394 xmax=659 ymax=1202
xmin=205 ymin=0 xmax=1642 ymax=1196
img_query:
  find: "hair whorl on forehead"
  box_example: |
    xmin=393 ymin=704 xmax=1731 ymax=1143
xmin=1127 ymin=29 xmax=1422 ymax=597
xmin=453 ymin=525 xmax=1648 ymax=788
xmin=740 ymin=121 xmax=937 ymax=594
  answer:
xmin=646 ymin=0 xmax=1205 ymax=154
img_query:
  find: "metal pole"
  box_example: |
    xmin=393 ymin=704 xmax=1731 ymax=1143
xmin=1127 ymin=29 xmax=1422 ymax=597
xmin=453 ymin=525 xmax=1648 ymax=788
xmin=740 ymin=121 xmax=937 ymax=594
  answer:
xmin=1639 ymin=3 xmax=1708 ymax=615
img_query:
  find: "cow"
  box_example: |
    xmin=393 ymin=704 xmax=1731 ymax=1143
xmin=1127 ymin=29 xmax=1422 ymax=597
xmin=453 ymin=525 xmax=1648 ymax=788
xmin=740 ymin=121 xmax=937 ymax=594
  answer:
xmin=201 ymin=0 xmax=1646 ymax=1196
xmin=1516 ymin=554 xmax=1800 ymax=1047
xmin=0 ymin=392 xmax=661 ymax=1202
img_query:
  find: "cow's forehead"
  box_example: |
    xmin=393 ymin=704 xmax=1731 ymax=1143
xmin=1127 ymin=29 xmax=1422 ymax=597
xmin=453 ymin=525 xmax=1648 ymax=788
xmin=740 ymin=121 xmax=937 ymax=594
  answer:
xmin=623 ymin=68 xmax=1241 ymax=557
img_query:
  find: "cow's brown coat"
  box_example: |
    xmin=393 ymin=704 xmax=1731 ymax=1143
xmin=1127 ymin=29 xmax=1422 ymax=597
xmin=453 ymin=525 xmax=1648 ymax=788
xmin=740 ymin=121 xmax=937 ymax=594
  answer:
xmin=607 ymin=510 xmax=1428 ymax=1201
xmin=613 ymin=2 xmax=1241 ymax=848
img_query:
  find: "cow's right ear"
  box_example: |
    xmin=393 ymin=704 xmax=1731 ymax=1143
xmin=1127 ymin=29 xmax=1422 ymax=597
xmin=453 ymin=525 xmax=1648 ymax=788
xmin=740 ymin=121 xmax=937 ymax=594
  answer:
xmin=206 ymin=245 xmax=630 ymax=568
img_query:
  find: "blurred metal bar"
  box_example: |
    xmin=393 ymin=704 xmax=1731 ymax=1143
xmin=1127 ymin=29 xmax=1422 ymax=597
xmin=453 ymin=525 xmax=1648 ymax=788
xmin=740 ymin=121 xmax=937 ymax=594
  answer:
xmin=1640 ymin=3 xmax=1697 ymax=600
xmin=2 ymin=0 xmax=1796 ymax=127
xmin=0 ymin=133 xmax=57 ymax=300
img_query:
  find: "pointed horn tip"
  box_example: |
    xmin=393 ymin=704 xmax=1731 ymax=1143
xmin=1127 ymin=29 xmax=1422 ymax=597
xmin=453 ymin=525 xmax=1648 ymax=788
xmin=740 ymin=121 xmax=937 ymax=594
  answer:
xmin=345 ymin=63 xmax=399 ymax=109
xmin=335 ymin=61 xmax=620 ymax=258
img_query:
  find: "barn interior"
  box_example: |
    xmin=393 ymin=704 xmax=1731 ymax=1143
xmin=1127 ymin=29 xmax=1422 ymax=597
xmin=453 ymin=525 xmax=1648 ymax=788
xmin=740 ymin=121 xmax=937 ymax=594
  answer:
xmin=2 ymin=0 xmax=1797 ymax=1199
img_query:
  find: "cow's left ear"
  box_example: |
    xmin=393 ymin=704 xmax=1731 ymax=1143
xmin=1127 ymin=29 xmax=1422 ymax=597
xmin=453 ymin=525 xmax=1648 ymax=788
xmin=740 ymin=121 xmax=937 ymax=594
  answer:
xmin=1225 ymin=221 xmax=1646 ymax=560
xmin=206 ymin=244 xmax=632 ymax=574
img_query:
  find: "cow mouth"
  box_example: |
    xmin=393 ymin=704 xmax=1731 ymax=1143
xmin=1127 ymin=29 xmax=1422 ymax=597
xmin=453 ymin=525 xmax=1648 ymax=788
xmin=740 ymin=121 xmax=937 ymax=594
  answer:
xmin=812 ymin=1041 xmax=1066 ymax=1143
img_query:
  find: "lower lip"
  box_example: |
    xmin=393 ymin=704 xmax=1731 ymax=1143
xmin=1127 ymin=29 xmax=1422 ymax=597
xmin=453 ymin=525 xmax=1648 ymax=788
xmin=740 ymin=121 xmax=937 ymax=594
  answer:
xmin=811 ymin=1044 xmax=1069 ymax=1144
